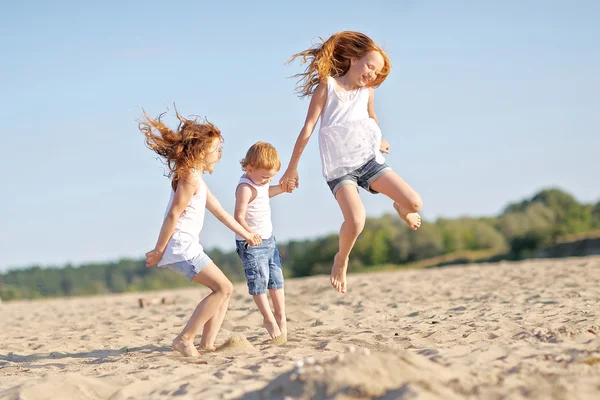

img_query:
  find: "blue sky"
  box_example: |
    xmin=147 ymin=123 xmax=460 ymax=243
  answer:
xmin=1 ymin=1 xmax=598 ymax=271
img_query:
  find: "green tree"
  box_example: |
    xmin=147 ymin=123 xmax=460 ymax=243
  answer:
xmin=407 ymin=222 xmax=445 ymax=260
xmin=592 ymin=202 xmax=600 ymax=227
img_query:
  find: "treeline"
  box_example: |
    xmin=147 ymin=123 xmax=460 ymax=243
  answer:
xmin=1 ymin=188 xmax=599 ymax=301
xmin=283 ymin=188 xmax=600 ymax=276
xmin=0 ymin=250 xmax=245 ymax=301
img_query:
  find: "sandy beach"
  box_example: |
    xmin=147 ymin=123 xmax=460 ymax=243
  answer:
xmin=1 ymin=256 xmax=599 ymax=399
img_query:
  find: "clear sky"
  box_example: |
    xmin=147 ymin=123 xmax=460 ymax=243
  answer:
xmin=1 ymin=0 xmax=598 ymax=271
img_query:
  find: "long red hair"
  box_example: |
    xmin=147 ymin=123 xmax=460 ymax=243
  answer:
xmin=138 ymin=107 xmax=222 ymax=191
xmin=287 ymin=31 xmax=392 ymax=98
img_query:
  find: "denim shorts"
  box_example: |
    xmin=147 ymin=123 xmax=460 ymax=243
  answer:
xmin=235 ymin=235 xmax=284 ymax=295
xmin=326 ymin=157 xmax=391 ymax=196
xmin=162 ymin=252 xmax=213 ymax=282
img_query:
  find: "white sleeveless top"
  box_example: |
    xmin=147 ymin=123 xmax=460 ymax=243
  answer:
xmin=158 ymin=170 xmax=207 ymax=266
xmin=318 ymin=76 xmax=385 ymax=181
xmin=235 ymin=176 xmax=272 ymax=240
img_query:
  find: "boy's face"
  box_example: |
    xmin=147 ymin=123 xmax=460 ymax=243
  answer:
xmin=246 ymin=166 xmax=278 ymax=186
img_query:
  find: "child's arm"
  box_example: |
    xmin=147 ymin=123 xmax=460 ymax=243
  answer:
xmin=146 ymin=175 xmax=197 ymax=267
xmin=268 ymin=183 xmax=286 ymax=198
xmin=367 ymin=87 xmax=379 ymax=124
xmin=207 ymin=186 xmax=262 ymax=246
xmin=234 ymin=184 xmax=256 ymax=233
xmin=368 ymin=87 xmax=389 ymax=154
xmin=280 ymin=82 xmax=328 ymax=190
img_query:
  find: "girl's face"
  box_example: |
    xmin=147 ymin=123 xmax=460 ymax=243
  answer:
xmin=202 ymin=138 xmax=223 ymax=173
xmin=349 ymin=50 xmax=385 ymax=87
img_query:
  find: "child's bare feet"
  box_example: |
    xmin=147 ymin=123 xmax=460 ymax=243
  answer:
xmin=393 ymin=202 xmax=421 ymax=230
xmin=264 ymin=318 xmax=283 ymax=339
xmin=330 ymin=253 xmax=348 ymax=294
xmin=172 ymin=335 xmax=199 ymax=357
xmin=197 ymin=345 xmax=216 ymax=352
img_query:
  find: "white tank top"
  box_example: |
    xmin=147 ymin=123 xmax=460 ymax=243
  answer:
xmin=158 ymin=170 xmax=207 ymax=266
xmin=234 ymin=176 xmax=272 ymax=240
xmin=318 ymin=76 xmax=385 ymax=181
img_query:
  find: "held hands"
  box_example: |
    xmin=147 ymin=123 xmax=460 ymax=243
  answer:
xmin=280 ymin=180 xmax=297 ymax=193
xmin=145 ymin=248 xmax=164 ymax=267
xmin=380 ymin=138 xmax=390 ymax=154
xmin=245 ymin=232 xmax=263 ymax=247
xmin=279 ymin=168 xmax=299 ymax=193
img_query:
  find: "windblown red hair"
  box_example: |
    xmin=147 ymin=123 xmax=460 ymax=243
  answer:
xmin=287 ymin=31 xmax=391 ymax=97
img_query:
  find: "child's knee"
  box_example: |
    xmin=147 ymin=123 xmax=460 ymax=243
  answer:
xmin=217 ymin=280 xmax=233 ymax=298
xmin=346 ymin=218 xmax=365 ymax=236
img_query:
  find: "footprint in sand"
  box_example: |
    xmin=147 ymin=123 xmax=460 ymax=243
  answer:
xmin=217 ymin=335 xmax=257 ymax=353
xmin=268 ymin=334 xmax=288 ymax=346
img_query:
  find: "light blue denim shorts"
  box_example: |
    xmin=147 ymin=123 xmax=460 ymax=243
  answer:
xmin=163 ymin=252 xmax=213 ymax=281
xmin=235 ymin=235 xmax=284 ymax=295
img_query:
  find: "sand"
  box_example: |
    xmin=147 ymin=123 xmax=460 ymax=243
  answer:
xmin=1 ymin=256 xmax=599 ymax=399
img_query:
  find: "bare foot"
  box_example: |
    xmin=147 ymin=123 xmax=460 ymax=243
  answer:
xmin=393 ymin=202 xmax=421 ymax=230
xmin=330 ymin=253 xmax=348 ymax=294
xmin=275 ymin=313 xmax=288 ymax=337
xmin=172 ymin=335 xmax=199 ymax=357
xmin=264 ymin=318 xmax=282 ymax=339
xmin=197 ymin=345 xmax=216 ymax=352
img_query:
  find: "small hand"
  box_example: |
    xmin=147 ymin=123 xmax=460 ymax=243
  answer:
xmin=281 ymin=179 xmax=296 ymax=193
xmin=279 ymin=169 xmax=299 ymax=191
xmin=145 ymin=248 xmax=164 ymax=267
xmin=380 ymin=138 xmax=390 ymax=154
xmin=246 ymin=233 xmax=262 ymax=247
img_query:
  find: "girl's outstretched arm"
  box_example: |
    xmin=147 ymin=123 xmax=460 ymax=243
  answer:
xmin=146 ymin=175 xmax=197 ymax=267
xmin=206 ymin=186 xmax=262 ymax=246
xmin=280 ymin=82 xmax=327 ymax=190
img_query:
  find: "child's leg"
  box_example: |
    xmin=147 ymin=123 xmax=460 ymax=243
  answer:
xmin=238 ymin=240 xmax=282 ymax=338
xmin=253 ymin=294 xmax=282 ymax=339
xmin=198 ymin=295 xmax=230 ymax=350
xmin=332 ymin=185 xmax=366 ymax=294
xmin=369 ymin=171 xmax=422 ymax=230
xmin=269 ymin=288 xmax=286 ymax=336
xmin=268 ymin=244 xmax=286 ymax=335
xmin=172 ymin=262 xmax=233 ymax=357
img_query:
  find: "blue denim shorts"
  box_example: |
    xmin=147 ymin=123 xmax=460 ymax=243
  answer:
xmin=162 ymin=252 xmax=213 ymax=281
xmin=236 ymin=236 xmax=284 ymax=295
xmin=326 ymin=157 xmax=391 ymax=196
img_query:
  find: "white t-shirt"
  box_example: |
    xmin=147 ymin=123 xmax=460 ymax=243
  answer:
xmin=235 ymin=176 xmax=273 ymax=240
xmin=318 ymin=76 xmax=385 ymax=181
xmin=158 ymin=170 xmax=207 ymax=266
